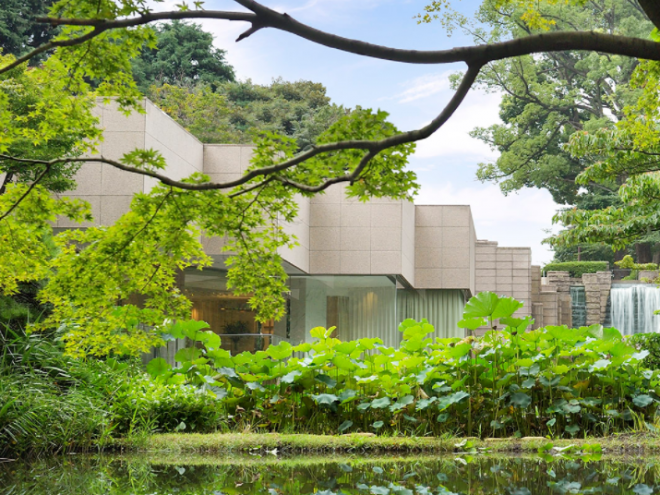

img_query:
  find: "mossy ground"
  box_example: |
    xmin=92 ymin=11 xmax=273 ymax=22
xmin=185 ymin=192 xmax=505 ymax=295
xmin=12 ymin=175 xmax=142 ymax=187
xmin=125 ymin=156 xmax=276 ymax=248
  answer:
xmin=114 ymin=432 xmax=660 ymax=455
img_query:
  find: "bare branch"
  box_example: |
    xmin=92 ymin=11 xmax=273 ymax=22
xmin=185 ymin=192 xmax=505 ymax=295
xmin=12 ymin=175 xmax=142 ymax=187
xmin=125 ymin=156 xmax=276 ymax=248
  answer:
xmin=0 ymin=65 xmax=480 ymax=195
xmin=23 ymin=3 xmax=660 ymax=77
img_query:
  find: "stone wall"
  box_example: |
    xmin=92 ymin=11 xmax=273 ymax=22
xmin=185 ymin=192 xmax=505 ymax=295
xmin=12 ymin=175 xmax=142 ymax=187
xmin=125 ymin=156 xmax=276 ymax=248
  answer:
xmin=531 ymin=269 xmax=612 ymax=328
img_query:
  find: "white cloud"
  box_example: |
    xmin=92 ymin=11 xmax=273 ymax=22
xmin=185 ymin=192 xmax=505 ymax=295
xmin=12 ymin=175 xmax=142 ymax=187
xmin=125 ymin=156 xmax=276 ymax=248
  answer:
xmin=394 ymin=72 xmax=452 ymax=103
xmin=414 ymin=90 xmax=502 ymax=161
xmin=416 ymin=182 xmax=559 ymax=266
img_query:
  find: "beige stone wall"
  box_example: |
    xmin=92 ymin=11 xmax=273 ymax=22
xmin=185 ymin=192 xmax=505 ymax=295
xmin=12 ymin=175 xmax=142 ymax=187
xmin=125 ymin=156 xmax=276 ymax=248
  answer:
xmin=414 ymin=205 xmax=475 ymax=292
xmin=56 ymin=98 xmax=205 ymax=228
xmin=475 ymin=241 xmax=532 ymax=317
xmin=307 ymin=184 xmax=415 ymax=282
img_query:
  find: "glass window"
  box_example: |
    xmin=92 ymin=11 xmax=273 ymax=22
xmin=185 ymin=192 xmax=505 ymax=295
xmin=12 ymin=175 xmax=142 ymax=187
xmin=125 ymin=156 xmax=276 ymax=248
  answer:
xmin=285 ymin=275 xmax=399 ymax=347
xmin=397 ymin=289 xmax=465 ymax=339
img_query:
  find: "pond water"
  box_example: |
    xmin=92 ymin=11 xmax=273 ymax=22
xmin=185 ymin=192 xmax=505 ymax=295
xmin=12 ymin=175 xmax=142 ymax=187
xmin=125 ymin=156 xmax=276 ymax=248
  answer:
xmin=1 ymin=453 xmax=658 ymax=494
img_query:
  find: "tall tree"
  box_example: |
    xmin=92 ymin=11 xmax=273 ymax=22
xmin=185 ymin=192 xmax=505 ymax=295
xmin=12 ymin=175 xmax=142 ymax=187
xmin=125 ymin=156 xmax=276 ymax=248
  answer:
xmin=3 ymin=0 xmax=660 ymax=354
xmin=132 ymin=20 xmax=235 ymax=93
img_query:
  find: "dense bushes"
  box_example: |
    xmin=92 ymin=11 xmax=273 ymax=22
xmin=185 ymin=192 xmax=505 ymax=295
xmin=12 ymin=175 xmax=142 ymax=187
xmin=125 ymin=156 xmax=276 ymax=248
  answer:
xmin=149 ymin=293 xmax=660 ymax=439
xmin=0 ymin=328 xmax=223 ymax=457
xmin=542 ymin=261 xmax=609 ymax=277
xmin=629 ymin=332 xmax=660 ymax=370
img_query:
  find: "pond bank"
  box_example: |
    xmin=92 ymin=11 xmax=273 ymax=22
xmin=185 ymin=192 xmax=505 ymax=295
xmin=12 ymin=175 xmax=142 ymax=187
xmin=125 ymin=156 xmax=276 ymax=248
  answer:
xmin=116 ymin=432 xmax=660 ymax=455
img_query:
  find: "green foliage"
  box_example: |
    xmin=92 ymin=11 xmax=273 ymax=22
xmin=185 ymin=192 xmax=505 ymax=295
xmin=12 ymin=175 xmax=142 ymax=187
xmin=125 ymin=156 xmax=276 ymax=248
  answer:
xmin=0 ymin=326 xmax=222 ymax=457
xmin=615 ymin=255 xmax=658 ymax=271
xmin=132 ymin=21 xmax=235 ymax=93
xmin=0 ymin=0 xmax=57 ymax=62
xmin=431 ymin=0 xmax=651 ymax=206
xmin=628 ymin=332 xmax=660 ymax=370
xmin=542 ymin=261 xmax=609 ymax=278
xmin=147 ymin=79 xmax=350 ymax=151
xmin=147 ymin=292 xmax=660 ymax=439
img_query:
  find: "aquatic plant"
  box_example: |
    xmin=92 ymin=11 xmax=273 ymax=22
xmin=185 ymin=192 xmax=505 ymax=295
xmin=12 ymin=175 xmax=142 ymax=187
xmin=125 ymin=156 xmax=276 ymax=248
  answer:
xmin=148 ymin=292 xmax=660 ymax=438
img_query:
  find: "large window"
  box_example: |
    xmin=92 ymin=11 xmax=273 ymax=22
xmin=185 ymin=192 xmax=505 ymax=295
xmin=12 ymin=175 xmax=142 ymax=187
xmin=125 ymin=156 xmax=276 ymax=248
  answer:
xmin=183 ymin=268 xmax=276 ymax=353
xmin=397 ymin=289 xmax=465 ymax=339
xmin=284 ymin=275 xmax=399 ymax=347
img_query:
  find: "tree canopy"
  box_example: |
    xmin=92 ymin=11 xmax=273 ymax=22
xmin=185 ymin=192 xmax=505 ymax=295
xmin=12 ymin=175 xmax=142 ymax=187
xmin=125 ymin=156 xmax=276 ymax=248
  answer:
xmin=132 ymin=20 xmax=235 ymax=93
xmin=148 ymin=79 xmax=349 ymax=150
xmin=2 ymin=0 xmax=660 ymax=355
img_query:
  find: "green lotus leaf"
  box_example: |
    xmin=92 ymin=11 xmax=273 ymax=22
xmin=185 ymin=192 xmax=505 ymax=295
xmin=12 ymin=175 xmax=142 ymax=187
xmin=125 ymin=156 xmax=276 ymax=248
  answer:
xmin=281 ymin=370 xmax=302 ymax=384
xmin=312 ymin=393 xmax=339 ymax=406
xmin=338 ymin=420 xmax=353 ymax=433
xmin=463 ymin=291 xmax=499 ymax=318
xmin=510 ymin=392 xmax=532 ymax=408
xmin=371 ymin=397 xmax=391 ymax=409
xmin=372 ymin=421 xmax=385 ymax=429
xmin=146 ymin=357 xmax=170 ymax=377
xmin=315 ymin=374 xmax=337 ymax=388
xmin=633 ymin=394 xmax=655 ymax=408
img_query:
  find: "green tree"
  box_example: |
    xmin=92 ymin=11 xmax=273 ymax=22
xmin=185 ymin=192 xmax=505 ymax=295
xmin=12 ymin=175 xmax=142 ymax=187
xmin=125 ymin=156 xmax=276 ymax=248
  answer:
xmin=147 ymin=79 xmax=349 ymax=150
xmin=132 ymin=20 xmax=235 ymax=93
xmin=3 ymin=0 xmax=660 ymax=355
xmin=0 ymin=0 xmax=56 ymax=62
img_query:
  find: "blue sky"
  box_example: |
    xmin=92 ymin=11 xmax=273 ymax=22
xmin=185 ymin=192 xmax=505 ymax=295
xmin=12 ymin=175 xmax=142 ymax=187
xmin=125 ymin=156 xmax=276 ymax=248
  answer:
xmin=164 ymin=0 xmax=560 ymax=265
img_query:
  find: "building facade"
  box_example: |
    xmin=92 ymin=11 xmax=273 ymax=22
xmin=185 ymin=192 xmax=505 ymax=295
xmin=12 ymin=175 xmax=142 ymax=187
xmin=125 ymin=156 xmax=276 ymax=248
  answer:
xmin=55 ymin=99 xmax=536 ymax=351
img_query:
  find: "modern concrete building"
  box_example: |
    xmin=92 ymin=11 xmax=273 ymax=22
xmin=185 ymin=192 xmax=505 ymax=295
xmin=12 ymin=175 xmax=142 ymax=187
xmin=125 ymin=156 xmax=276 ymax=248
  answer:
xmin=56 ymin=99 xmax=536 ymax=352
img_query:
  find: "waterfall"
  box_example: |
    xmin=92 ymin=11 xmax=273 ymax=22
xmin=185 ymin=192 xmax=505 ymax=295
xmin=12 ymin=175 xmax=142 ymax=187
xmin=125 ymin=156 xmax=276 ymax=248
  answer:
xmin=610 ymin=285 xmax=660 ymax=335
xmin=570 ymin=286 xmax=587 ymax=328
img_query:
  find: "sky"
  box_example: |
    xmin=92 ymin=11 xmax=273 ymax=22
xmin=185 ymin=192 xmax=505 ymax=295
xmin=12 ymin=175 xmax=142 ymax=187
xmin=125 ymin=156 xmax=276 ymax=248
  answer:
xmin=161 ymin=0 xmax=561 ymax=265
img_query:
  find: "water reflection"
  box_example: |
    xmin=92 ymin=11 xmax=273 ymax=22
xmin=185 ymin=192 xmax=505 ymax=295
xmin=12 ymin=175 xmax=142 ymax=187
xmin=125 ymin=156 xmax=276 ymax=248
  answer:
xmin=1 ymin=454 xmax=658 ymax=494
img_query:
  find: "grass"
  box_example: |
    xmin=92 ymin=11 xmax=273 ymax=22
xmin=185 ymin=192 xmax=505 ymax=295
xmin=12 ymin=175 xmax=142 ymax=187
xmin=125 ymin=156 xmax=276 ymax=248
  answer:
xmin=114 ymin=432 xmax=660 ymax=455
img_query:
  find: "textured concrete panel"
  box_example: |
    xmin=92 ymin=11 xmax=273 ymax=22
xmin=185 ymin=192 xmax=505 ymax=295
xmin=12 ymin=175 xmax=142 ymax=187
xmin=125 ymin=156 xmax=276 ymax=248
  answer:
xmin=239 ymin=146 xmax=255 ymax=173
xmin=442 ymin=227 xmax=470 ymax=248
xmin=340 ymin=203 xmax=371 ymax=227
xmin=371 ymin=227 xmax=402 ymax=251
xmin=309 ymin=227 xmax=340 ymax=251
xmin=415 ymin=248 xmax=443 ymax=268
xmin=371 ymin=251 xmax=402 ymax=274
xmin=310 ymin=251 xmax=341 ymax=273
xmin=415 ymin=227 xmax=443 ymax=248
xmin=442 ymin=268 xmax=470 ymax=288
xmin=371 ymin=204 xmax=402 ymax=227
xmin=101 ymin=131 xmax=145 ymax=161
xmin=415 ymin=206 xmax=443 ymax=226
xmin=310 ymin=203 xmax=341 ymax=227
xmin=101 ymin=162 xmax=144 ymax=196
xmin=102 ymin=99 xmax=145 ymax=132
xmin=340 ymin=251 xmax=371 ymax=274
xmin=145 ymin=100 xmax=203 ymax=171
xmin=203 ymin=145 xmax=241 ymax=174
xmin=70 ymin=162 xmax=103 ymax=196
xmin=442 ymin=205 xmax=470 ymax=227
xmin=100 ymin=195 xmax=133 ymax=225
xmin=340 ymin=227 xmax=371 ymax=251
xmin=442 ymin=249 xmax=470 ymax=268
xmin=310 ymin=184 xmax=343 ymax=203
xmin=415 ymin=268 xmax=443 ymax=288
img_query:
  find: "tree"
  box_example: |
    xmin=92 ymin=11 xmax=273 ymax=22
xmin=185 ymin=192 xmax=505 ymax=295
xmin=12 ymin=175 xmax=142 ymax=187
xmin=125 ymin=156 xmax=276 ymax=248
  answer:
xmin=550 ymin=56 xmax=660 ymax=256
xmin=132 ymin=20 xmax=235 ymax=93
xmin=458 ymin=0 xmax=651 ymax=206
xmin=0 ymin=0 xmax=57 ymax=62
xmin=147 ymin=79 xmax=349 ymax=149
xmin=3 ymin=0 xmax=660 ymax=356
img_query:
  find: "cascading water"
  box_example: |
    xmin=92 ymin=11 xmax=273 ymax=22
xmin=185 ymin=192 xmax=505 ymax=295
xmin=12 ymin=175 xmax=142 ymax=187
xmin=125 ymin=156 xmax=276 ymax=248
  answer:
xmin=610 ymin=285 xmax=660 ymax=335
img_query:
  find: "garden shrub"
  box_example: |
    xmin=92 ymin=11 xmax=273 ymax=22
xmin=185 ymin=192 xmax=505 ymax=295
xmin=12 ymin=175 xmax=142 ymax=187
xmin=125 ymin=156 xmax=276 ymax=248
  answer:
xmin=149 ymin=293 xmax=660 ymax=439
xmin=542 ymin=261 xmax=609 ymax=278
xmin=0 ymin=327 xmax=223 ymax=457
xmin=628 ymin=332 xmax=660 ymax=370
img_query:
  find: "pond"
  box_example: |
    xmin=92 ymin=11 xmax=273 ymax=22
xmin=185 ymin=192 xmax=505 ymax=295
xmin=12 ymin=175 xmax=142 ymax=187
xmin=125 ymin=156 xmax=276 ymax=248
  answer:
xmin=0 ymin=453 xmax=658 ymax=494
